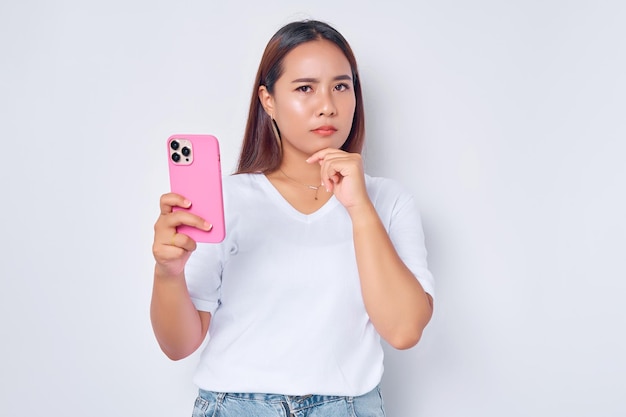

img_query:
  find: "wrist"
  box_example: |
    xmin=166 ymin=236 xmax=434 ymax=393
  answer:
xmin=346 ymin=201 xmax=379 ymax=225
xmin=154 ymin=263 xmax=185 ymax=282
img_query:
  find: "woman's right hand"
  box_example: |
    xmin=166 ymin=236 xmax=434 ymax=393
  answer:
xmin=152 ymin=193 xmax=213 ymax=277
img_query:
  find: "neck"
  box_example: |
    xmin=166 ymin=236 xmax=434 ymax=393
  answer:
xmin=279 ymin=155 xmax=321 ymax=186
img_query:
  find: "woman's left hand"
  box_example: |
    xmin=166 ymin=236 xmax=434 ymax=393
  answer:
xmin=306 ymin=148 xmax=370 ymax=210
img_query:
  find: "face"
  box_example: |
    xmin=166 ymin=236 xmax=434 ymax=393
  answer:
xmin=259 ymin=39 xmax=356 ymax=158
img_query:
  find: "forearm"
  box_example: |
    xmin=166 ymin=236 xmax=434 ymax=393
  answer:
xmin=349 ymin=203 xmax=433 ymax=350
xmin=150 ymin=266 xmax=208 ymax=360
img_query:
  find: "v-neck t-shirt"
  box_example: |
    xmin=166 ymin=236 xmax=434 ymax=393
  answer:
xmin=185 ymin=173 xmax=434 ymax=396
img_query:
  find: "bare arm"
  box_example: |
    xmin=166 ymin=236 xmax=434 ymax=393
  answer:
xmin=348 ymin=202 xmax=433 ymax=350
xmin=150 ymin=193 xmax=214 ymax=360
xmin=309 ymin=149 xmax=433 ymax=349
xmin=150 ymin=267 xmax=211 ymax=360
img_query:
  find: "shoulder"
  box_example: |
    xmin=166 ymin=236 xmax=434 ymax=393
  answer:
xmin=221 ymin=172 xmax=279 ymax=216
xmin=222 ymin=172 xmax=264 ymax=195
xmin=364 ymin=174 xmax=422 ymax=222
xmin=223 ymin=172 xmax=261 ymax=187
xmin=364 ymin=174 xmax=413 ymax=202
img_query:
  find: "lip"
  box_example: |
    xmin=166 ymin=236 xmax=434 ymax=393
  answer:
xmin=311 ymin=125 xmax=337 ymax=136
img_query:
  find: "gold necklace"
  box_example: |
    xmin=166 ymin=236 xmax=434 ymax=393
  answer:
xmin=279 ymin=168 xmax=321 ymax=200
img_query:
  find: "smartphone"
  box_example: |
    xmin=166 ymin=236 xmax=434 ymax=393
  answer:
xmin=167 ymin=134 xmax=225 ymax=243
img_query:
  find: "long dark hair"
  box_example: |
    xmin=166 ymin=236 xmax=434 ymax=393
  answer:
xmin=235 ymin=20 xmax=365 ymax=174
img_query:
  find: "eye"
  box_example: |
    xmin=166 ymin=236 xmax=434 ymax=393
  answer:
xmin=296 ymin=85 xmax=313 ymax=93
xmin=334 ymin=83 xmax=351 ymax=92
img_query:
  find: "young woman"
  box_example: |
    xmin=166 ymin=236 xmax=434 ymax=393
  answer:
xmin=151 ymin=19 xmax=435 ymax=417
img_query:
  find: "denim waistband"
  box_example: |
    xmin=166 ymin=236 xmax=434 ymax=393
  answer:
xmin=197 ymin=387 xmax=378 ymax=412
xmin=229 ymin=391 xmax=350 ymax=404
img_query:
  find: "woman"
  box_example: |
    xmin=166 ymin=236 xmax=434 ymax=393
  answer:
xmin=151 ymin=19 xmax=434 ymax=416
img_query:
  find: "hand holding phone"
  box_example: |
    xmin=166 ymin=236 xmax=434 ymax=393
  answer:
xmin=167 ymin=134 xmax=225 ymax=243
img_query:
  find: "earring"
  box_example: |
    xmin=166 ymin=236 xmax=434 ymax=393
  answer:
xmin=271 ymin=117 xmax=282 ymax=153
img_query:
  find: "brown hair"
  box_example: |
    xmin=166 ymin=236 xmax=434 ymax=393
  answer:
xmin=235 ymin=20 xmax=365 ymax=174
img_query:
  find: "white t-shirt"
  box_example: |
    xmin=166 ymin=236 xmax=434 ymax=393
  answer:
xmin=185 ymin=173 xmax=434 ymax=396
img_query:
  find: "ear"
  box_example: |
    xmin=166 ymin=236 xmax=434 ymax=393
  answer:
xmin=258 ymin=85 xmax=275 ymax=117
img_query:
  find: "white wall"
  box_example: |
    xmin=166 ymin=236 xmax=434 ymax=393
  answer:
xmin=1 ymin=1 xmax=625 ymax=416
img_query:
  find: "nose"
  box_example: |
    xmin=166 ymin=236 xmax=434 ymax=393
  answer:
xmin=317 ymin=90 xmax=336 ymax=117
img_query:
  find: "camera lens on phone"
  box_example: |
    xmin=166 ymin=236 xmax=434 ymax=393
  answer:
xmin=172 ymin=153 xmax=181 ymax=162
xmin=170 ymin=140 xmax=180 ymax=150
xmin=181 ymin=146 xmax=191 ymax=157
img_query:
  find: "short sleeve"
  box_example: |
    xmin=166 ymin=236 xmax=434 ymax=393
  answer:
xmin=387 ymin=190 xmax=436 ymax=300
xmin=185 ymin=242 xmax=225 ymax=315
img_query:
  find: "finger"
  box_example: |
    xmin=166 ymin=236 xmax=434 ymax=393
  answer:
xmin=154 ymin=211 xmax=213 ymax=242
xmin=169 ymin=232 xmax=198 ymax=252
xmin=320 ymin=163 xmax=341 ymax=192
xmin=319 ymin=156 xmax=351 ymax=185
xmin=321 ymin=153 xmax=363 ymax=176
xmin=305 ymin=148 xmax=344 ymax=164
xmin=159 ymin=192 xmax=191 ymax=215
xmin=152 ymin=239 xmax=194 ymax=266
xmin=163 ymin=210 xmax=212 ymax=230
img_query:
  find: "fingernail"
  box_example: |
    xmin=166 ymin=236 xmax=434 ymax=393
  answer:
xmin=183 ymin=199 xmax=191 ymax=207
xmin=204 ymin=222 xmax=213 ymax=231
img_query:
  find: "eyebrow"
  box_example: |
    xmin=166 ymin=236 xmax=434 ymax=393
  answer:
xmin=291 ymin=75 xmax=353 ymax=83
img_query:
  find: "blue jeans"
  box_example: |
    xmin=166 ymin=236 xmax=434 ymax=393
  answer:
xmin=192 ymin=385 xmax=386 ymax=417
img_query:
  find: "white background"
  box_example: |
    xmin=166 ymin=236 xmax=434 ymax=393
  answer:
xmin=1 ymin=1 xmax=625 ymax=416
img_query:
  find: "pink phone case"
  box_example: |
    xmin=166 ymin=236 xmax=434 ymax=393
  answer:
xmin=167 ymin=134 xmax=225 ymax=243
